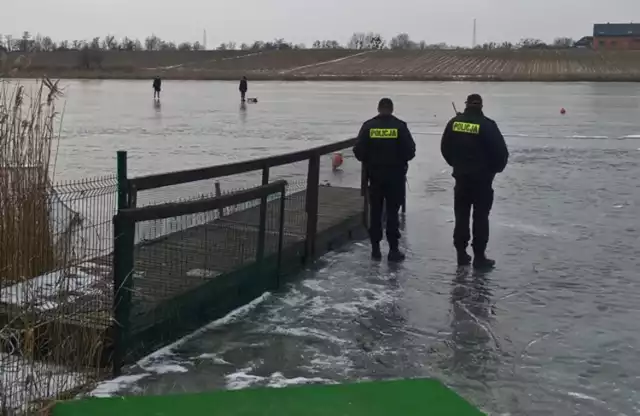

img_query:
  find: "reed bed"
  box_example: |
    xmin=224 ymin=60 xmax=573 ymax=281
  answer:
xmin=0 ymin=78 xmax=62 ymax=285
xmin=0 ymin=79 xmax=111 ymax=415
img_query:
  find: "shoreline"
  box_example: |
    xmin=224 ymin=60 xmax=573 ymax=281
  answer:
xmin=4 ymin=49 xmax=640 ymax=82
xmin=6 ymin=70 xmax=640 ymax=82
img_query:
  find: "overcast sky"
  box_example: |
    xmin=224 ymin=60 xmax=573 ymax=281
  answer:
xmin=5 ymin=0 xmax=640 ymax=47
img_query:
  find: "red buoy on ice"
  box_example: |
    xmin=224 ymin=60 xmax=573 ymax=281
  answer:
xmin=560 ymin=107 xmax=566 ymax=115
xmin=331 ymin=153 xmax=344 ymax=170
xmin=332 ymin=152 xmax=344 ymax=170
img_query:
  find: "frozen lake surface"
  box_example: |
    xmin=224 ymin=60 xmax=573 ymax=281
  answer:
xmin=40 ymin=79 xmax=640 ymax=415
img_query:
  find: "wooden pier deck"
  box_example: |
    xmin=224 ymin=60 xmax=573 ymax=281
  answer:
xmin=0 ymin=185 xmax=365 ymax=364
xmin=126 ymin=185 xmax=364 ymax=331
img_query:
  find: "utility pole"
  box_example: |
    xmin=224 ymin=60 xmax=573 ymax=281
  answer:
xmin=203 ymin=30 xmax=207 ymax=50
xmin=472 ymin=18 xmax=477 ymax=48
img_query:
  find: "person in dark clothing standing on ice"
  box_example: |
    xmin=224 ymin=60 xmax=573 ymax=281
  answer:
xmin=152 ymin=76 xmax=162 ymax=100
xmin=239 ymin=76 xmax=248 ymax=102
xmin=441 ymin=94 xmax=509 ymax=269
xmin=354 ymin=98 xmax=416 ymax=262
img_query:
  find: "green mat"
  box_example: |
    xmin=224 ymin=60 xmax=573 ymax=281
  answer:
xmin=53 ymin=378 xmax=485 ymax=416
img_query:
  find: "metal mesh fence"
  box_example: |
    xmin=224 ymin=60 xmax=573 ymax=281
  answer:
xmin=112 ymin=182 xmax=290 ymax=363
xmin=0 ymin=174 xmax=116 ymax=414
xmin=130 ymin=189 xmax=285 ymax=329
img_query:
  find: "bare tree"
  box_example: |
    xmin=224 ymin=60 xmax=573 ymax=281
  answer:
xmin=348 ymin=32 xmax=384 ymax=49
xmin=20 ymin=31 xmax=31 ymax=52
xmin=390 ymin=33 xmax=415 ymax=49
xmin=518 ymin=38 xmax=547 ymax=49
xmin=192 ymin=41 xmax=204 ymax=50
xmin=313 ymin=40 xmax=342 ymax=49
xmin=79 ymin=46 xmax=104 ymax=69
xmin=102 ymin=35 xmax=118 ymax=50
xmin=553 ymin=37 xmax=574 ymax=48
xmin=159 ymin=41 xmax=177 ymax=50
xmin=348 ymin=32 xmax=366 ymax=49
xmin=364 ymin=33 xmax=385 ymax=49
xmin=240 ymin=43 xmax=250 ymax=50
xmin=89 ymin=37 xmax=101 ymax=50
xmin=145 ymin=35 xmax=162 ymax=51
xmin=41 ymin=36 xmax=55 ymax=51
xmin=178 ymin=42 xmax=193 ymax=51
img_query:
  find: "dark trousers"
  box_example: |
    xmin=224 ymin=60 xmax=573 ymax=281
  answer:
xmin=153 ymin=88 xmax=160 ymax=99
xmin=369 ymin=174 xmax=404 ymax=248
xmin=453 ymin=174 xmax=494 ymax=254
xmin=240 ymin=90 xmax=246 ymax=101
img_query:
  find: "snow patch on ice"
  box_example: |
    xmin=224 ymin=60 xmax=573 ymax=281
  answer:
xmin=268 ymin=372 xmax=334 ymax=388
xmin=136 ymin=293 xmax=271 ymax=367
xmin=88 ymin=374 xmax=151 ymax=398
xmin=225 ymin=368 xmax=334 ymax=390
xmin=254 ymin=326 xmax=348 ymax=345
xmin=301 ymin=279 xmax=328 ymax=293
xmin=140 ymin=362 xmax=190 ymax=374
xmin=193 ymin=353 xmax=232 ymax=365
xmin=186 ymin=269 xmax=220 ymax=278
xmin=0 ymin=266 xmax=104 ymax=311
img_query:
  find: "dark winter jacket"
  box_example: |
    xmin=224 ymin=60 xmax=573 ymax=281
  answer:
xmin=353 ymin=114 xmax=416 ymax=176
xmin=440 ymin=108 xmax=509 ymax=177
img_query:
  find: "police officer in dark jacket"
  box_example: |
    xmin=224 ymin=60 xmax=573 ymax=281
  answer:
xmin=354 ymin=98 xmax=416 ymax=262
xmin=441 ymin=94 xmax=508 ymax=269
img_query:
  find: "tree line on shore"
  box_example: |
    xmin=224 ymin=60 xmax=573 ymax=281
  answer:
xmin=0 ymin=31 xmax=577 ymax=54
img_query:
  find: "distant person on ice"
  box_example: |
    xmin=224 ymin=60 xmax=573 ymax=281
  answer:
xmin=239 ymin=76 xmax=248 ymax=102
xmin=153 ymin=76 xmax=162 ymax=100
xmin=354 ymin=98 xmax=416 ymax=263
xmin=440 ymin=94 xmax=509 ymax=269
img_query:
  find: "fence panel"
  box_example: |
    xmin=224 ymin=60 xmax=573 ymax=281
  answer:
xmin=0 ymin=175 xmax=117 ymax=413
xmin=112 ymin=181 xmax=287 ymax=372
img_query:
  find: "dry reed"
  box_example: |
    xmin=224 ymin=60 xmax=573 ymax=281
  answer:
xmin=0 ymin=79 xmax=109 ymax=415
xmin=0 ymin=78 xmax=63 ymax=285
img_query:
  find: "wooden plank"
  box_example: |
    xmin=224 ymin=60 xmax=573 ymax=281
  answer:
xmin=130 ymin=138 xmax=357 ymax=191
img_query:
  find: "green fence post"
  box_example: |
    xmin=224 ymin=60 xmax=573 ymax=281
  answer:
xmin=117 ymin=151 xmax=128 ymax=210
xmin=112 ymin=215 xmax=134 ymax=377
xmin=113 ymin=150 xmax=134 ymax=377
xmin=256 ymin=166 xmax=269 ymax=262
xmin=276 ymin=186 xmax=286 ymax=288
xmin=304 ymin=154 xmax=320 ymax=260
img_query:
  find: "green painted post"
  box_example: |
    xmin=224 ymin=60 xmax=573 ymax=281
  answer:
xmin=113 ymin=150 xmax=134 ymax=377
xmin=117 ymin=151 xmax=128 ymax=210
xmin=256 ymin=166 xmax=269 ymax=262
xmin=276 ymin=186 xmax=286 ymax=288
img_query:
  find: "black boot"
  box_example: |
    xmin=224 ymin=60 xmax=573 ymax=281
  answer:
xmin=456 ymin=249 xmax=472 ymax=266
xmin=371 ymin=242 xmax=382 ymax=261
xmin=387 ymin=241 xmax=405 ymax=263
xmin=473 ymin=252 xmax=495 ymax=269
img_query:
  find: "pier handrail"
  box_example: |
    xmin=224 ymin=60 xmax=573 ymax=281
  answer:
xmin=129 ymin=137 xmax=358 ymax=191
xmin=120 ymin=136 xmax=365 ymax=266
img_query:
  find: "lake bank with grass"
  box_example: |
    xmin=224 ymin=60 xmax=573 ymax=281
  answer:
xmin=4 ymin=49 xmax=640 ymax=82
